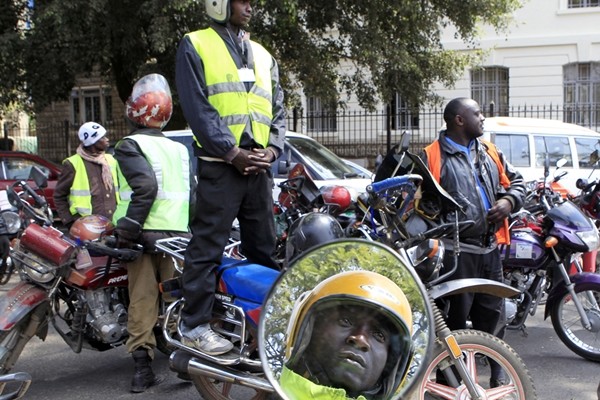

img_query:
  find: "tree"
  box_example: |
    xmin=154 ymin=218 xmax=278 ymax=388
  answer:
xmin=0 ymin=0 xmax=31 ymax=117
xmin=7 ymin=0 xmax=522 ymax=128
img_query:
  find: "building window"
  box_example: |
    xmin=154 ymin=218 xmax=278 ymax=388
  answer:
xmin=71 ymin=87 xmax=113 ymax=125
xmin=563 ymin=62 xmax=600 ymax=126
xmin=471 ymin=67 xmax=509 ymax=116
xmin=307 ymin=97 xmax=337 ymax=132
xmin=391 ymin=94 xmax=419 ymax=130
xmin=568 ymin=0 xmax=599 ymax=7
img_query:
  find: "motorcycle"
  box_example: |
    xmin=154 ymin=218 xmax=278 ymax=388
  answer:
xmin=500 ymin=155 xmax=600 ymax=362
xmin=156 ymin=236 xmax=278 ymax=400
xmin=350 ymin=170 xmax=537 ymax=400
xmin=0 ymin=168 xmax=173 ymax=374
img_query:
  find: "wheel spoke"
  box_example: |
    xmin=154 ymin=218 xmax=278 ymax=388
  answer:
xmin=424 ymin=380 xmax=459 ymax=399
xmin=486 ymin=383 xmax=518 ymax=400
xmin=462 ymin=348 xmax=479 ymax=385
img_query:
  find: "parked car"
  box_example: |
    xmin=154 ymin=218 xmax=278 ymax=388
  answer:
xmin=162 ymin=130 xmax=372 ymax=200
xmin=483 ymin=117 xmax=600 ymax=195
xmin=0 ymin=151 xmax=61 ymax=213
xmin=343 ymin=158 xmax=374 ymax=179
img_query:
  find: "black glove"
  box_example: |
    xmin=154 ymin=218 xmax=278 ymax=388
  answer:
xmin=114 ymin=217 xmax=142 ymax=248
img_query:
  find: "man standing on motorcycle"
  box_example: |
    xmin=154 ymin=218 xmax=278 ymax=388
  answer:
xmin=112 ymin=74 xmax=193 ymax=393
xmin=422 ymin=97 xmax=526 ymax=387
xmin=54 ymin=122 xmax=118 ymax=229
xmin=175 ymin=0 xmax=285 ymax=355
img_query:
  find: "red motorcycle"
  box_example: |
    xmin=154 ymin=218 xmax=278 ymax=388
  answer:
xmin=0 ymin=169 xmax=172 ymax=374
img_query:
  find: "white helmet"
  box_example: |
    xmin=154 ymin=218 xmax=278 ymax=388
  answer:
xmin=78 ymin=122 xmax=107 ymax=147
xmin=205 ymin=0 xmax=230 ymax=23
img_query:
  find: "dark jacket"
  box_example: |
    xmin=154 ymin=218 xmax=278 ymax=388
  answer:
xmin=421 ymin=130 xmax=526 ymax=250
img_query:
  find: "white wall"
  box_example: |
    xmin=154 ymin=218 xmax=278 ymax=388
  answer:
xmin=434 ymin=0 xmax=600 ymax=106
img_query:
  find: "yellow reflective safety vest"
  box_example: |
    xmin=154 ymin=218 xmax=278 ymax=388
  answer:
xmin=65 ymin=153 xmax=118 ymax=216
xmin=279 ymin=366 xmax=368 ymax=400
xmin=185 ymin=27 xmax=273 ymax=148
xmin=113 ymin=135 xmax=190 ymax=231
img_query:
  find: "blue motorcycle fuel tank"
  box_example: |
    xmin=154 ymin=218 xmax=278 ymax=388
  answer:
xmin=216 ymin=257 xmax=280 ymax=327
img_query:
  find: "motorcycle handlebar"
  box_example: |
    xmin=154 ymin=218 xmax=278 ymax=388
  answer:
xmin=395 ymin=220 xmax=475 ymax=249
xmin=85 ymin=238 xmax=142 ymax=262
xmin=19 ymin=181 xmax=47 ymax=208
xmin=367 ymin=174 xmax=423 ymax=194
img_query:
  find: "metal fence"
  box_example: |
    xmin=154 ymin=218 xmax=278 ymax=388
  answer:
xmin=8 ymin=103 xmax=600 ymax=166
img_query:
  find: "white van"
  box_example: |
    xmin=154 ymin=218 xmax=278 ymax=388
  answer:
xmin=483 ymin=117 xmax=600 ymax=195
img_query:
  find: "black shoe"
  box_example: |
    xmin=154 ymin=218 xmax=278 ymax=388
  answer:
xmin=131 ymin=372 xmax=163 ymax=393
xmin=131 ymin=349 xmax=163 ymax=393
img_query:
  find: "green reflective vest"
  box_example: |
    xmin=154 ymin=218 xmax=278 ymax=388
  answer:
xmin=185 ymin=27 xmax=273 ymax=148
xmin=279 ymin=366 xmax=368 ymax=400
xmin=65 ymin=153 xmax=118 ymax=216
xmin=113 ymin=135 xmax=190 ymax=231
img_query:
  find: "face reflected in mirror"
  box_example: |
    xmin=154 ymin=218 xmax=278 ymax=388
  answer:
xmin=259 ymin=240 xmax=433 ymax=400
xmin=285 ymin=299 xmax=411 ymax=399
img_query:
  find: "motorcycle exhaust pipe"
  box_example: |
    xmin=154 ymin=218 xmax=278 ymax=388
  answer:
xmin=169 ymin=350 xmax=275 ymax=393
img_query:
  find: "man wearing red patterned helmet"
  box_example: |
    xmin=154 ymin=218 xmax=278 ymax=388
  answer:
xmin=54 ymin=122 xmax=118 ymax=230
xmin=175 ymin=0 xmax=285 ymax=355
xmin=113 ymin=73 xmax=195 ymax=393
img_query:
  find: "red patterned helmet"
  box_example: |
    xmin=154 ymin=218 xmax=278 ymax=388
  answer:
xmin=126 ymin=74 xmax=173 ymax=129
xmin=69 ymin=215 xmax=114 ymax=242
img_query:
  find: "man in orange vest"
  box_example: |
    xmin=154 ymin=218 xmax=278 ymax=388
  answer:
xmin=422 ymin=97 xmax=526 ymax=388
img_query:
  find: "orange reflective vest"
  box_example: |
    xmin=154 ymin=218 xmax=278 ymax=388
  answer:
xmin=424 ymin=139 xmax=511 ymax=245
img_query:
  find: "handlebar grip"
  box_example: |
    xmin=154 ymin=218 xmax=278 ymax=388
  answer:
xmin=367 ymin=174 xmax=423 ymax=194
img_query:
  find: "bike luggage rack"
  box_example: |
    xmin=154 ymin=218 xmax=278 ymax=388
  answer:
xmin=155 ymin=237 xmax=244 ymax=263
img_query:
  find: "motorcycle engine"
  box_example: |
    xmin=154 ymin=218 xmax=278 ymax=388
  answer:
xmin=85 ymin=289 xmax=127 ymax=343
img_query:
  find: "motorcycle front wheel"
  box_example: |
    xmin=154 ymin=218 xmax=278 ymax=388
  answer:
xmin=0 ymin=304 xmax=47 ymax=374
xmin=550 ymin=281 xmax=600 ymax=361
xmin=417 ymin=329 xmax=537 ymax=400
xmin=191 ymin=374 xmax=274 ymax=400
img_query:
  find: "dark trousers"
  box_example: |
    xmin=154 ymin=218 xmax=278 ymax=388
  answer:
xmin=438 ymin=249 xmax=505 ymax=380
xmin=440 ymin=249 xmax=504 ymax=335
xmin=181 ymin=160 xmax=278 ymax=327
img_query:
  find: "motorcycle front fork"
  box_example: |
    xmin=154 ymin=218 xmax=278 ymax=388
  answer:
xmin=431 ymin=295 xmax=484 ymax=400
xmin=553 ymin=249 xmax=599 ymax=329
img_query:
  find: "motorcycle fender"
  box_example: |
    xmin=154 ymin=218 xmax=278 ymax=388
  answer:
xmin=544 ymin=272 xmax=600 ymax=319
xmin=0 ymin=282 xmax=49 ymax=331
xmin=429 ymin=278 xmax=521 ymax=300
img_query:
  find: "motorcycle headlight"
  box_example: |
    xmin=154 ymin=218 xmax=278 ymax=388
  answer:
xmin=0 ymin=211 xmax=21 ymax=235
xmin=12 ymin=242 xmax=57 ymax=284
xmin=576 ymin=228 xmax=600 ymax=252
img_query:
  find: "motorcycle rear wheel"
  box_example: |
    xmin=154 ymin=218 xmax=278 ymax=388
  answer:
xmin=191 ymin=375 xmax=274 ymax=400
xmin=417 ymin=329 xmax=537 ymax=400
xmin=550 ymin=282 xmax=600 ymax=361
xmin=0 ymin=304 xmax=46 ymax=374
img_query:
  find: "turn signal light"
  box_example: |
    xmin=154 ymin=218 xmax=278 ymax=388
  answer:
xmin=544 ymin=236 xmax=558 ymax=248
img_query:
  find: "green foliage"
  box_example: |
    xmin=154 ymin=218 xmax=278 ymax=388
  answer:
xmin=0 ymin=0 xmax=31 ymax=116
xmin=0 ymin=0 xmax=522 ymax=124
